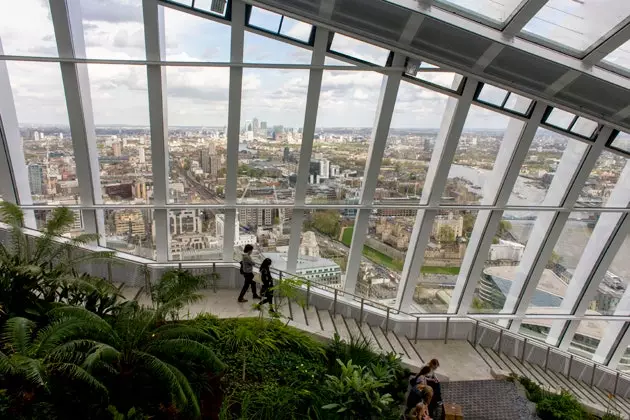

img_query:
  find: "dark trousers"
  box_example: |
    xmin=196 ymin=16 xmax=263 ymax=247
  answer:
xmin=260 ymin=282 xmax=273 ymax=305
xmin=427 ymin=380 xmax=442 ymax=413
xmin=238 ymin=273 xmax=257 ymax=299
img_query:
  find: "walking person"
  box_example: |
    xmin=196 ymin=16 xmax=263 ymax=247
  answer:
xmin=238 ymin=244 xmax=260 ymax=302
xmin=259 ymin=258 xmax=274 ymax=312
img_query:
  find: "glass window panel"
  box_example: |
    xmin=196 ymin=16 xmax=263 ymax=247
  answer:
xmin=34 ymin=209 xmax=85 ymax=235
xmin=567 ymin=319 xmax=607 ymax=360
xmin=163 ymin=6 xmax=230 ymax=62
xmin=104 ymin=209 xmax=155 ymax=259
xmin=194 ymin=0 xmax=228 ymax=16
xmin=307 ymin=70 xmax=383 ymax=204
xmin=166 ymin=67 xmax=229 ymax=204
xmin=375 ymin=81 xmax=449 ymax=204
xmin=610 ymin=132 xmax=630 ymax=154
xmin=470 ymin=212 xmax=538 ymax=314
xmin=330 ymin=33 xmax=390 ymax=66
xmin=545 ymin=108 xmax=575 ymax=130
xmin=413 ymin=210 xmax=478 ymax=313
xmin=525 ymin=211 xmax=598 ymax=315
xmin=168 ymin=0 xmax=193 ymax=6
xmin=432 ymin=0 xmax=525 ymax=25
xmin=244 ymin=31 xmax=311 ymax=64
xmin=441 ymin=106 xmax=516 ymax=205
xmin=82 ymin=0 xmax=145 ymax=60
xmin=238 ymin=69 xmax=309 ymax=204
xmin=6 ymin=62 xmax=76 ymax=205
xmin=477 ymin=84 xmax=509 ymax=107
xmin=169 ymin=209 xmax=223 ymax=260
xmin=87 ymin=64 xmax=151 ymax=204
xmin=571 ymin=117 xmax=598 ymax=138
xmin=291 ymin=210 xmax=348 ymax=291
xmin=603 ymin=39 xmax=630 ymax=73
xmin=248 ymin=6 xmax=282 ymax=33
xmin=0 ymin=0 xmax=58 ymax=57
xmin=521 ymin=0 xmax=630 ymax=53
xmin=279 ymin=16 xmax=312 ymax=43
xmin=410 ymin=72 xmax=463 ymax=91
xmin=577 ymin=151 xmax=628 ymax=207
xmin=507 ymin=128 xmax=588 ymax=206
xmin=504 ymin=93 xmax=532 ymax=115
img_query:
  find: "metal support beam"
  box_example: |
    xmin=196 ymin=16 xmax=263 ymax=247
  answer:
xmin=449 ymin=101 xmax=547 ymax=314
xmin=293 ymin=27 xmax=328 ymax=204
xmin=286 ymin=209 xmax=304 ymax=274
xmin=49 ymin=0 xmax=103 ymax=243
xmin=583 ymin=20 xmax=630 ymax=65
xmin=503 ymin=0 xmax=548 ymax=37
xmin=225 ymin=0 xmax=245 ymax=204
xmin=343 ymin=208 xmax=370 ymax=293
xmin=223 ymin=209 xmax=236 ymax=262
xmin=395 ymin=77 xmax=478 ymax=312
xmin=503 ymin=127 xmax=613 ymax=331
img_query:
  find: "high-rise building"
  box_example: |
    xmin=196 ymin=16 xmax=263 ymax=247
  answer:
xmin=253 ymin=117 xmax=260 ymax=131
xmin=260 ymin=121 xmax=267 ymax=130
xmin=319 ymin=158 xmax=330 ymax=180
xmin=283 ymin=147 xmax=290 ymax=162
xmin=209 ymin=155 xmax=219 ymax=178
xmin=114 ymin=210 xmax=146 ymax=236
xmin=28 ymin=164 xmax=45 ymax=195
xmin=34 ymin=131 xmax=40 ymax=141
xmin=112 ymin=141 xmax=122 ymax=157
xmin=138 ymin=147 xmax=145 ymax=164
xmin=200 ymin=149 xmax=210 ymax=173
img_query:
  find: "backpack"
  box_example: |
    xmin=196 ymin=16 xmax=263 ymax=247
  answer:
xmin=239 ymin=261 xmax=244 ymax=274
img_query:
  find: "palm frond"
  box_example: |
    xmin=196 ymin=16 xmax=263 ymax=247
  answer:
xmin=11 ymin=354 xmax=47 ymax=389
xmin=0 ymin=201 xmax=25 ymax=227
xmin=153 ymin=324 xmax=217 ymax=341
xmin=2 ymin=317 xmax=36 ymax=354
xmin=166 ymin=362 xmax=201 ymax=417
xmin=131 ymin=350 xmax=189 ymax=409
xmin=0 ymin=350 xmax=18 ymax=376
xmin=147 ymin=338 xmax=225 ymax=372
xmin=81 ymin=343 xmax=121 ymax=372
xmin=54 ymin=362 xmax=109 ymax=395
xmin=46 ymin=339 xmax=103 ymax=364
xmin=45 ymin=207 xmax=75 ymax=236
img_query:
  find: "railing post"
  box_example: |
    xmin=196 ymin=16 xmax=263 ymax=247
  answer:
xmin=544 ymin=347 xmax=550 ymax=372
xmin=359 ymin=298 xmax=364 ymax=325
xmin=276 ymin=271 xmax=283 ymax=308
xmin=306 ymin=281 xmax=311 ymax=310
xmin=521 ymin=338 xmax=527 ymax=363
xmin=178 ymin=262 xmax=182 ymax=271
xmin=473 ymin=320 xmax=479 ymax=347
xmin=590 ymin=363 xmax=596 ymax=388
xmin=107 ymin=261 xmax=112 ymax=283
xmin=385 ymin=307 xmax=390 ymax=334
xmin=415 ymin=316 xmax=419 ymax=344
xmin=614 ymin=371 xmax=620 ymax=396
xmin=444 ymin=317 xmax=450 ymax=344
xmin=498 ymin=329 xmax=503 ymax=357
xmin=144 ymin=263 xmax=151 ymax=295
xmin=333 ymin=288 xmax=338 ymax=317
xmin=567 ymin=354 xmax=573 ymax=379
xmin=212 ymin=262 xmax=217 ymax=293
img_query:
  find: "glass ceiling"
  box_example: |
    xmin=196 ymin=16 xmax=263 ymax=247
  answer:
xmin=433 ymin=0 xmax=526 ymax=26
xmin=603 ymin=39 xmax=630 ymax=73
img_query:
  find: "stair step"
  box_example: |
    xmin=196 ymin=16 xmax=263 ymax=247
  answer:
xmin=521 ymin=360 xmax=558 ymax=393
xmin=278 ymin=299 xmax=292 ymax=321
xmin=486 ymin=348 xmax=510 ymax=371
xmin=397 ymin=334 xmax=423 ymax=363
xmin=289 ymin=300 xmax=307 ymax=325
xmin=370 ymin=325 xmax=394 ymax=353
xmin=303 ymin=305 xmax=323 ymax=330
xmin=359 ymin=322 xmax=381 ymax=351
xmin=318 ymin=309 xmax=335 ymax=333
xmin=333 ymin=314 xmax=351 ymax=341
xmin=385 ymin=329 xmax=407 ymax=358
xmin=343 ymin=316 xmax=364 ymax=342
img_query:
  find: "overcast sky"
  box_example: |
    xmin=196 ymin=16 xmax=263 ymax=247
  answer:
xmin=0 ymin=0 xmax=625 ymax=130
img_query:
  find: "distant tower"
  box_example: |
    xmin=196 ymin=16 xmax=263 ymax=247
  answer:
xmin=253 ymin=117 xmax=260 ymax=131
xmin=34 ymin=131 xmax=40 ymax=141
xmin=283 ymin=147 xmax=290 ymax=163
xmin=138 ymin=147 xmax=145 ymax=164
xmin=28 ymin=164 xmax=45 ymax=195
xmin=112 ymin=141 xmax=122 ymax=157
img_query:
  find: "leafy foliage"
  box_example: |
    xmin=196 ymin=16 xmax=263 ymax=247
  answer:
xmin=536 ymin=391 xmax=587 ymax=420
xmin=150 ymin=269 xmax=209 ymax=321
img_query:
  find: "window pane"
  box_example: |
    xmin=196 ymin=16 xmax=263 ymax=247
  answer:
xmin=6 ymin=62 xmax=76 ymax=205
xmin=432 ymin=0 xmax=524 ymax=25
xmin=166 ymin=67 xmax=229 ymax=204
xmin=577 ymin=151 xmax=628 ymax=207
xmin=470 ymin=212 xmax=537 ymax=314
xmin=504 ymin=93 xmax=532 ymax=115
xmin=169 ymin=209 xmax=223 ymax=260
xmin=603 ymin=39 xmax=630 ymax=73
xmin=0 ymin=0 xmax=58 ymax=57
xmin=104 ymin=209 xmax=155 ymax=259
xmin=248 ymin=7 xmax=282 ymax=32
xmin=82 ymin=0 xmax=145 ymax=60
xmin=330 ymin=33 xmax=390 ymax=66
xmin=571 ymin=117 xmax=598 ymax=138
xmin=441 ymin=106 xmax=517 ymax=205
xmin=356 ymin=209 xmax=418 ymax=302
xmin=244 ymin=31 xmax=311 ymax=64
xmin=410 ymin=71 xmax=463 ymax=91
xmin=87 ymin=64 xmax=151 ymax=204
xmin=413 ymin=210 xmax=478 ymax=313
xmin=477 ymin=84 xmax=509 ymax=107
xmin=375 ymin=81 xmax=449 ymax=204
xmin=507 ymin=128 xmax=588 ymax=207
xmin=238 ymin=69 xmax=309 ymax=204
xmin=279 ymin=16 xmax=312 ymax=43
xmin=610 ymin=132 xmax=630 ymax=154
xmin=545 ymin=108 xmax=575 ymax=129
xmin=525 ymin=211 xmax=598 ymax=315
xmin=307 ymin=70 xmax=383 ymax=204
xmin=522 ymin=0 xmax=630 ymax=53
xmin=163 ymin=6 xmax=230 ymax=61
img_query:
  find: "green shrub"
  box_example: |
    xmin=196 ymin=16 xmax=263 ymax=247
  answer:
xmin=536 ymin=391 xmax=587 ymax=420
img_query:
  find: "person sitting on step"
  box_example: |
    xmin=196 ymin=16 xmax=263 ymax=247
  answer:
xmin=407 ymin=386 xmax=433 ymax=420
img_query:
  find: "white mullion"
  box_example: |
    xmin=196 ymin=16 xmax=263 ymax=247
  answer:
xmin=503 ymin=0 xmax=548 ymax=36
xmin=449 ymin=101 xmax=547 ymax=314
xmin=286 ymin=209 xmax=305 ymax=274
xmin=343 ymin=208 xmax=370 ymax=293
xmin=223 ymin=209 xmax=236 ymax=262
xmin=224 ymin=0 xmax=245 ymax=205
xmin=0 ymin=38 xmax=36 ymax=228
xmin=395 ymin=77 xmax=477 ymax=312
xmin=293 ymin=27 xmax=328 ymax=205
xmin=600 ymin=323 xmax=630 ymax=369
xmin=503 ymin=127 xmax=613 ymax=331
xmin=49 ymin=0 xmax=103 ymax=244
xmin=583 ymin=20 xmax=630 ymax=65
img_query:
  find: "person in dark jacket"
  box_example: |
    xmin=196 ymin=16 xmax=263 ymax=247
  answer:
xmin=238 ymin=244 xmax=260 ymax=302
xmin=259 ymin=258 xmax=274 ymax=312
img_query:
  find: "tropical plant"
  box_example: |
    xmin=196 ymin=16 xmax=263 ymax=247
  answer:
xmin=536 ymin=390 xmax=586 ymax=420
xmin=326 ymin=332 xmax=377 ymax=375
xmin=0 ymin=202 xmax=115 ymax=320
xmin=150 ymin=269 xmax=209 ymax=321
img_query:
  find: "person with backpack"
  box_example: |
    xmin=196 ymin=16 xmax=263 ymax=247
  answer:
xmin=238 ymin=244 xmax=260 ymax=302
xmin=259 ymin=258 xmax=274 ymax=312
